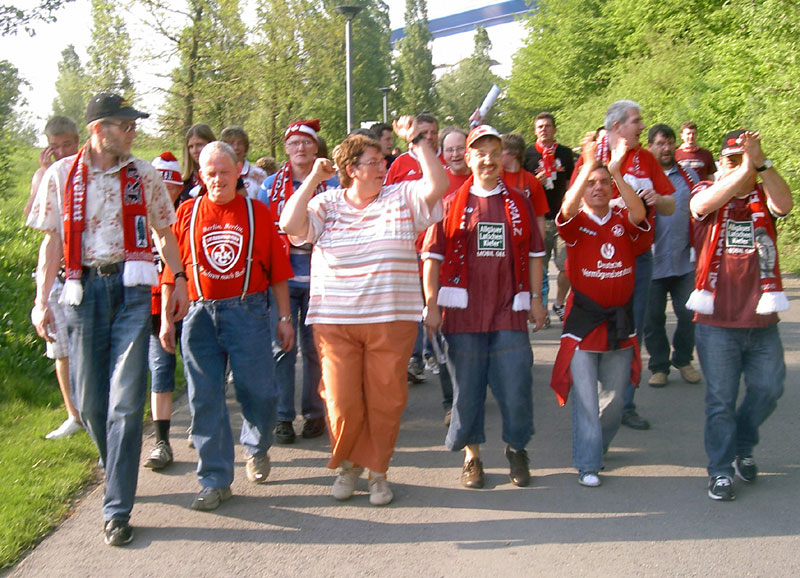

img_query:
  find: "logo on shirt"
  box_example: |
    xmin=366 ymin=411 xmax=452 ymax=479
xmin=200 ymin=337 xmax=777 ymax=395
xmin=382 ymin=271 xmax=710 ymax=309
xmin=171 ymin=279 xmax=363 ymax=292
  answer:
xmin=612 ymin=224 xmax=625 ymax=237
xmin=202 ymin=231 xmax=243 ymax=273
xmin=477 ymin=222 xmax=506 ymax=257
xmin=600 ymin=242 xmax=616 ymax=260
xmin=725 ymin=220 xmax=754 ymax=251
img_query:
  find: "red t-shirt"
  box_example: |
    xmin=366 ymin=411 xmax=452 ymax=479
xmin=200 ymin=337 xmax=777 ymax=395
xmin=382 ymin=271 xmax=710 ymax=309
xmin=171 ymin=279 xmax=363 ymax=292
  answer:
xmin=690 ymin=185 xmax=779 ymax=329
xmin=557 ymin=206 xmax=652 ymax=350
xmin=502 ymin=169 xmax=549 ymax=217
xmin=676 ymin=146 xmax=716 ymax=182
xmin=444 ymin=169 xmax=470 ymax=198
xmin=422 ymin=188 xmax=543 ymax=334
xmin=167 ymin=195 xmax=293 ymax=301
xmin=572 ymin=146 xmax=675 ymax=197
xmin=384 ymin=150 xmax=446 ymax=185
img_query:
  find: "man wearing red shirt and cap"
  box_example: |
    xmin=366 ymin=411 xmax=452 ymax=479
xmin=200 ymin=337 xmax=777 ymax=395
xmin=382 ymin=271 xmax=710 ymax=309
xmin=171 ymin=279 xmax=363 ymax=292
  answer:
xmin=164 ymin=141 xmax=294 ymax=511
xmin=257 ymin=120 xmax=338 ymax=444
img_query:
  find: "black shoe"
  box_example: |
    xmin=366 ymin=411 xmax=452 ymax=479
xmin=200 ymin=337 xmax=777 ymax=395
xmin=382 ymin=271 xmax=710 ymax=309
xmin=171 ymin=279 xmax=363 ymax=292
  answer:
xmin=104 ymin=519 xmax=134 ymax=547
xmin=460 ymin=458 xmax=484 ymax=489
xmin=505 ymin=446 xmax=531 ymax=487
xmin=621 ymin=410 xmax=650 ymax=430
xmin=275 ymin=420 xmax=296 ymax=444
xmin=734 ymin=455 xmax=758 ymax=483
xmin=708 ymin=475 xmax=735 ymax=501
xmin=553 ymin=303 xmax=565 ymax=322
xmin=302 ymin=417 xmax=326 ymax=439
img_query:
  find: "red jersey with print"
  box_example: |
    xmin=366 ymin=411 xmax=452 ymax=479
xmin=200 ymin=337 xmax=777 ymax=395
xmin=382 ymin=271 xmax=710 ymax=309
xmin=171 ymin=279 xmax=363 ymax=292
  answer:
xmin=444 ymin=169 xmax=469 ymax=198
xmin=572 ymin=146 xmax=675 ymax=197
xmin=675 ymin=146 xmax=716 ymax=182
xmin=502 ymin=169 xmax=549 ymax=217
xmin=384 ymin=150 xmax=446 ymax=185
xmin=422 ymin=189 xmax=543 ymax=334
xmin=690 ymin=186 xmax=779 ymax=329
xmin=168 ymin=195 xmax=293 ymax=301
xmin=557 ymin=206 xmax=652 ymax=350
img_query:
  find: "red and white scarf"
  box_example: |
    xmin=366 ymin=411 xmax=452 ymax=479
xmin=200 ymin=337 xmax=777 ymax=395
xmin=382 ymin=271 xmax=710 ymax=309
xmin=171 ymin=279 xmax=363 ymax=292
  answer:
xmin=686 ymin=183 xmax=788 ymax=315
xmin=535 ymin=140 xmax=558 ymax=189
xmin=269 ymin=161 xmax=327 ymax=252
xmin=438 ymin=175 xmax=531 ymax=311
xmin=62 ymin=145 xmax=157 ymax=305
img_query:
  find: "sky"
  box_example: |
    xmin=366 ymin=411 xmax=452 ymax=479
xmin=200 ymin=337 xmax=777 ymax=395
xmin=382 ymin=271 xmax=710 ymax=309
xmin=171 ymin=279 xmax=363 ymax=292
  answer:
xmin=0 ymin=0 xmax=528 ymax=140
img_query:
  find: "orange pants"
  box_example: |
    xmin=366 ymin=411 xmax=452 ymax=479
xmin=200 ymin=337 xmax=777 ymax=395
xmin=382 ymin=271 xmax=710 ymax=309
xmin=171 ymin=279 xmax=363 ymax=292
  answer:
xmin=313 ymin=321 xmax=417 ymax=474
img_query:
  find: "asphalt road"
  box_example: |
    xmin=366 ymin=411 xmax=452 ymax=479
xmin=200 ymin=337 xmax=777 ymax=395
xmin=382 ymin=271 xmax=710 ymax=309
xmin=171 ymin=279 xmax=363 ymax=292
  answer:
xmin=7 ymin=278 xmax=800 ymax=577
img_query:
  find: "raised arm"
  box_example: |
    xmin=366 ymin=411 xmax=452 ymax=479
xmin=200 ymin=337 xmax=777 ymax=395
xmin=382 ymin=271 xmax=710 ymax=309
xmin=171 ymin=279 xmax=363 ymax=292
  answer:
xmin=560 ymin=133 xmax=598 ymax=221
xmin=394 ymin=115 xmax=448 ymax=210
xmin=608 ymin=137 xmax=646 ymax=225
xmin=279 ymin=157 xmax=336 ymax=238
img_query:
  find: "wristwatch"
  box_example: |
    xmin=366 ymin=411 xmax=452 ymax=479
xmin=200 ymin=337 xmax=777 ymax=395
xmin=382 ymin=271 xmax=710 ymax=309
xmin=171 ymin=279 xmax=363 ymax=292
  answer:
xmin=756 ymin=159 xmax=773 ymax=172
xmin=278 ymin=315 xmax=293 ymax=323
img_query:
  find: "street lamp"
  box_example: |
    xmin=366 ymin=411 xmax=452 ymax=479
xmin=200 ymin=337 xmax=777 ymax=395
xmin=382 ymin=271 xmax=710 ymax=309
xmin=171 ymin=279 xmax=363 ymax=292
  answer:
xmin=335 ymin=4 xmax=362 ymax=133
xmin=378 ymin=87 xmax=391 ymax=123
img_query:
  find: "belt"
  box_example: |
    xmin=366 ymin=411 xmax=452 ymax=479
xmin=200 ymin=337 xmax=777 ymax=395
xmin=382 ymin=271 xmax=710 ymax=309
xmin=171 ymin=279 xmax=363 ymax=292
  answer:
xmin=82 ymin=261 xmax=124 ymax=278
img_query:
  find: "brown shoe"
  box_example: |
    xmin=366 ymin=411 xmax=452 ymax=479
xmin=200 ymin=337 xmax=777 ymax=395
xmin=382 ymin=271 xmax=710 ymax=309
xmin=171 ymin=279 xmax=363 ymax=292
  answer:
xmin=505 ymin=446 xmax=531 ymax=487
xmin=677 ymin=364 xmax=702 ymax=384
xmin=460 ymin=458 xmax=484 ymax=489
xmin=302 ymin=416 xmax=326 ymax=439
xmin=648 ymin=371 xmax=668 ymax=388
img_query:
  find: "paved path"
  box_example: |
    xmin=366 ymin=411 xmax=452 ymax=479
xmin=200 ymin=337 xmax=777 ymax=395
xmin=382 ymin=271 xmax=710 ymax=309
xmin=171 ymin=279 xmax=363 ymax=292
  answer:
xmin=7 ymin=279 xmax=800 ymax=577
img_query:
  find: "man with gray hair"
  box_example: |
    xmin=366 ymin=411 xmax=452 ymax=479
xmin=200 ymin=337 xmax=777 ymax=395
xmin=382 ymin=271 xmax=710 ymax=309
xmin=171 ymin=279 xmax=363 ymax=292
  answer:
xmin=571 ymin=99 xmax=675 ymax=430
xmin=163 ymin=141 xmax=294 ymax=511
xmin=28 ymin=93 xmax=189 ymax=546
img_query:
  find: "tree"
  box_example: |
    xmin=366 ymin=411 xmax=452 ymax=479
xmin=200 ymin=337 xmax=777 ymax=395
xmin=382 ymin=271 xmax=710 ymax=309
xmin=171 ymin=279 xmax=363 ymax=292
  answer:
xmin=0 ymin=0 xmax=75 ymax=36
xmin=86 ymin=0 xmax=134 ymax=96
xmin=393 ymin=0 xmax=436 ymax=115
xmin=52 ymin=45 xmax=87 ymax=134
xmin=436 ymin=26 xmax=502 ymax=127
xmin=0 ymin=59 xmax=23 ymax=195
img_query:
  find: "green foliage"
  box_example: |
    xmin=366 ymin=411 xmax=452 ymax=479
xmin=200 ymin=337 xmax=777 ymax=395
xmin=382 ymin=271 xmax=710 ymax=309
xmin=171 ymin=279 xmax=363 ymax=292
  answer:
xmin=437 ymin=26 xmax=503 ymax=127
xmin=0 ymin=0 xmax=75 ymax=36
xmin=393 ymin=0 xmax=436 ymax=115
xmin=0 ymin=59 xmax=24 ymax=197
xmin=52 ymin=45 xmax=88 ymax=139
xmin=86 ymin=0 xmax=134 ymax=96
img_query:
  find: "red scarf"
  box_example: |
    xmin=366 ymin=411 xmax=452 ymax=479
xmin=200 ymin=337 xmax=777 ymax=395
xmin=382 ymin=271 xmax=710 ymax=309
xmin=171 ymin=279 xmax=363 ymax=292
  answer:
xmin=437 ymin=175 xmax=531 ymax=311
xmin=686 ymin=183 xmax=787 ymax=315
xmin=535 ymin=140 xmax=558 ymax=187
xmin=269 ymin=161 xmax=326 ymax=252
xmin=62 ymin=145 xmax=157 ymax=304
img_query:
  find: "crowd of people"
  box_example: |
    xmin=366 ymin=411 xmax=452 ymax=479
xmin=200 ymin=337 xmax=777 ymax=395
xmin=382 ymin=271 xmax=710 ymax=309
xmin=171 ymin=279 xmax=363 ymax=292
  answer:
xmin=25 ymin=91 xmax=791 ymax=547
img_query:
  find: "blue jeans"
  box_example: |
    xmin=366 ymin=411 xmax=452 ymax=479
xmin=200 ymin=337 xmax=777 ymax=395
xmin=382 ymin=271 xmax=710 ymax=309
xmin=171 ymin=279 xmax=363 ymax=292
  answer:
xmin=695 ymin=323 xmax=785 ymax=477
xmin=570 ymin=348 xmax=632 ymax=473
xmin=65 ymin=273 xmax=151 ymax=522
xmin=444 ymin=331 xmax=533 ymax=451
xmin=643 ymin=272 xmax=695 ymax=373
xmin=148 ymin=318 xmax=182 ymax=394
xmin=624 ymin=250 xmax=652 ymax=412
xmin=270 ymin=286 xmax=324 ymax=422
xmin=182 ymin=292 xmax=277 ymax=489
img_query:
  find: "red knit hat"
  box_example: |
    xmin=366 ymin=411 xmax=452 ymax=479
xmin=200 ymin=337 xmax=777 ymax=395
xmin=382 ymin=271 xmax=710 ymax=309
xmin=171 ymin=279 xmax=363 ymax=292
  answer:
xmin=284 ymin=120 xmax=321 ymax=143
xmin=152 ymin=151 xmax=182 ymax=185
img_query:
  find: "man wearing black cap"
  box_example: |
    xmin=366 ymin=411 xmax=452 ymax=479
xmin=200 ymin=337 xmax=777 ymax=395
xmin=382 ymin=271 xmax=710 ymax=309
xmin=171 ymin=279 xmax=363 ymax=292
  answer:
xmin=688 ymin=130 xmax=792 ymax=501
xmin=27 ymin=93 xmax=189 ymax=545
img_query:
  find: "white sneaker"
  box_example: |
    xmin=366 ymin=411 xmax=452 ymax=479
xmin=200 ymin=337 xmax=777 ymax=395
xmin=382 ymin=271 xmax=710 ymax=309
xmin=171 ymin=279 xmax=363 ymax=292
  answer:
xmin=368 ymin=472 xmax=393 ymax=506
xmin=46 ymin=415 xmax=83 ymax=440
xmin=332 ymin=461 xmax=364 ymax=500
xmin=578 ymin=472 xmax=601 ymax=487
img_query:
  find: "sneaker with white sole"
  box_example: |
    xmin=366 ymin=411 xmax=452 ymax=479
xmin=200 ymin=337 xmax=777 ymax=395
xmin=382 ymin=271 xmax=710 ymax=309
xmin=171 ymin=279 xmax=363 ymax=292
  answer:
xmin=191 ymin=486 xmax=232 ymax=511
xmin=578 ymin=471 xmax=601 ymax=487
xmin=143 ymin=440 xmax=173 ymax=470
xmin=45 ymin=415 xmax=84 ymax=440
xmin=332 ymin=461 xmax=365 ymax=500
xmin=245 ymin=453 xmax=271 ymax=484
xmin=733 ymin=455 xmax=758 ymax=483
xmin=553 ymin=303 xmax=565 ymax=322
xmin=368 ymin=473 xmax=393 ymax=506
xmin=708 ymin=475 xmax=735 ymax=500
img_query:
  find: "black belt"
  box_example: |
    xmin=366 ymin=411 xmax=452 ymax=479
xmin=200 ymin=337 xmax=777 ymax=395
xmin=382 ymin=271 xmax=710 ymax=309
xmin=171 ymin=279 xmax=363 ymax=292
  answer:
xmin=82 ymin=261 xmax=124 ymax=278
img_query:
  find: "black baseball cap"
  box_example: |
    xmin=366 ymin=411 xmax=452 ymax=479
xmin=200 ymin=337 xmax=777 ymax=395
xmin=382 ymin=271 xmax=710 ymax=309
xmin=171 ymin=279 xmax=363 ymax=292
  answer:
xmin=85 ymin=93 xmax=149 ymax=124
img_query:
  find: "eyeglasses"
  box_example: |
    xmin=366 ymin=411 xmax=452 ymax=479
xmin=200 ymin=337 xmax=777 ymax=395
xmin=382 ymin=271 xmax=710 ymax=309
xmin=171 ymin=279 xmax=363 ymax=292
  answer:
xmin=286 ymin=139 xmax=315 ymax=149
xmin=444 ymin=147 xmax=465 ymax=155
xmin=356 ymin=159 xmax=387 ymax=169
xmin=104 ymin=120 xmax=137 ymax=133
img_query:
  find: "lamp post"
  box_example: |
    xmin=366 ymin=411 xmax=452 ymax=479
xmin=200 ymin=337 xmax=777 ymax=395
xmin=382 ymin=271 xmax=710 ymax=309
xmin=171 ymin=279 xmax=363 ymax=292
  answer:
xmin=378 ymin=87 xmax=391 ymax=123
xmin=335 ymin=4 xmax=362 ymax=133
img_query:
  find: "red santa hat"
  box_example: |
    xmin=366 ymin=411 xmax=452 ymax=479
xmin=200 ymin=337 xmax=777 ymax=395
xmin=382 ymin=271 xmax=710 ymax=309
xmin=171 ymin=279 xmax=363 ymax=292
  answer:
xmin=284 ymin=120 xmax=321 ymax=143
xmin=152 ymin=151 xmax=182 ymax=185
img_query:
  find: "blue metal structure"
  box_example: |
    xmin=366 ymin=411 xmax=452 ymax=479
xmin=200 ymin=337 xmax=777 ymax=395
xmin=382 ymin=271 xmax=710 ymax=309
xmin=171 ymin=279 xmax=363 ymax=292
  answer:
xmin=390 ymin=0 xmax=535 ymax=44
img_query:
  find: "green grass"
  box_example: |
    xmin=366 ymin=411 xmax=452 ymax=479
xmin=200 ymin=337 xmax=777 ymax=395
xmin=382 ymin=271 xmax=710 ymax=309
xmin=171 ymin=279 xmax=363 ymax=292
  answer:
xmin=0 ymin=143 xmax=185 ymax=569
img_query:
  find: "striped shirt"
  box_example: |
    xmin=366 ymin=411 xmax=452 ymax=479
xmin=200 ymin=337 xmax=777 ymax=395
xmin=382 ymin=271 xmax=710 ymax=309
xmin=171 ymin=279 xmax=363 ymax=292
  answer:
xmin=291 ymin=180 xmax=443 ymax=325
